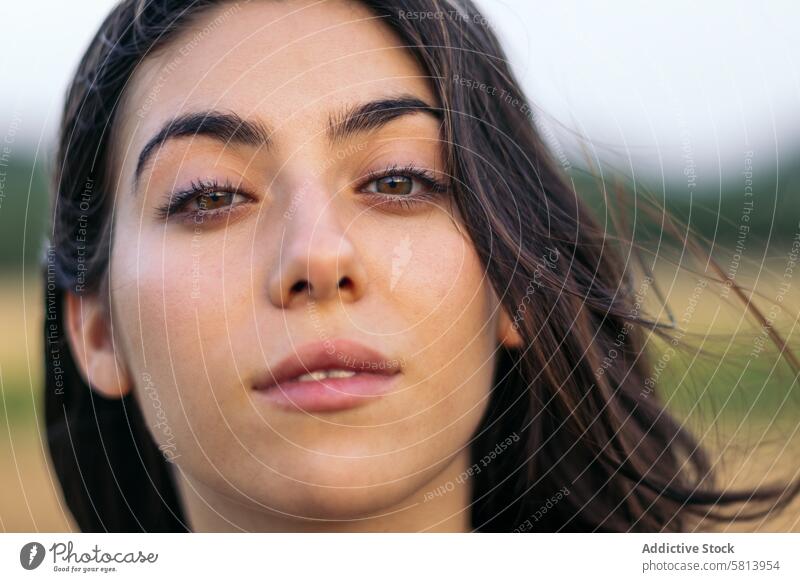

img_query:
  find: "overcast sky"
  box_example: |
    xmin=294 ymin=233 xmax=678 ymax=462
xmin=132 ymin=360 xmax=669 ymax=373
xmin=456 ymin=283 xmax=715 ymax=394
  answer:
xmin=2 ymin=0 xmax=799 ymax=187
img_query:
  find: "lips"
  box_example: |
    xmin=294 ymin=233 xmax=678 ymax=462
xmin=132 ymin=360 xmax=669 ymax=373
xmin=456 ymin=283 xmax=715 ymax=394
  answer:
xmin=252 ymin=339 xmax=403 ymax=412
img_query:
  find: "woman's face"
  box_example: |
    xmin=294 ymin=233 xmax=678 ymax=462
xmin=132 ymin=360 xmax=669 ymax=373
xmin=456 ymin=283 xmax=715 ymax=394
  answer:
xmin=102 ymin=0 xmax=513 ymax=524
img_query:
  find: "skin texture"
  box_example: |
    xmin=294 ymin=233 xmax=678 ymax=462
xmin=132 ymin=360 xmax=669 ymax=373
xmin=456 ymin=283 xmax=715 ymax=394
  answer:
xmin=65 ymin=0 xmax=522 ymax=532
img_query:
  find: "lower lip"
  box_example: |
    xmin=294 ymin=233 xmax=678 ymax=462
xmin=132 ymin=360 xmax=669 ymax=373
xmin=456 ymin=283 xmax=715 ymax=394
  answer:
xmin=253 ymin=372 xmax=401 ymax=412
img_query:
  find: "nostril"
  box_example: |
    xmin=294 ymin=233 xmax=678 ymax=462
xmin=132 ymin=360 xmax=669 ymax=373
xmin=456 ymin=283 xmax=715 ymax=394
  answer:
xmin=290 ymin=280 xmax=309 ymax=294
xmin=338 ymin=276 xmax=353 ymax=290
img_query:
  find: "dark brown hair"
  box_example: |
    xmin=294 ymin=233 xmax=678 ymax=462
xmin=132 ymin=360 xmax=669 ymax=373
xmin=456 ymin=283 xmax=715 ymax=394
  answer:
xmin=45 ymin=0 xmax=800 ymax=532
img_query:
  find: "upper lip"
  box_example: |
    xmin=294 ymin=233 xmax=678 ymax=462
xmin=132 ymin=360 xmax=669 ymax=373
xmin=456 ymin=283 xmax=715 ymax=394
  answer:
xmin=253 ymin=339 xmax=402 ymax=391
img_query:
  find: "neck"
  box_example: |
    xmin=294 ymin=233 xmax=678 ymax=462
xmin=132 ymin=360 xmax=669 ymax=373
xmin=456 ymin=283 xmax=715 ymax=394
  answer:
xmin=171 ymin=448 xmax=474 ymax=532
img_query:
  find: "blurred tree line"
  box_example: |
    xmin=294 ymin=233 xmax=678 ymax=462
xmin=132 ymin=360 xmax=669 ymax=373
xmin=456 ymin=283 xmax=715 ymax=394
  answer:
xmin=1 ymin=152 xmax=799 ymax=272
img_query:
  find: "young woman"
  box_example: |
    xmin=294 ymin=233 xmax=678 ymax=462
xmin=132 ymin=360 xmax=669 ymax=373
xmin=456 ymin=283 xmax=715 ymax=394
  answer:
xmin=44 ymin=0 xmax=799 ymax=532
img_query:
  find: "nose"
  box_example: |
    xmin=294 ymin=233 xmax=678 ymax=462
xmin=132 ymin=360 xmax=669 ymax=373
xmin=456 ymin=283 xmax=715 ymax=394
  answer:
xmin=267 ymin=188 xmax=367 ymax=309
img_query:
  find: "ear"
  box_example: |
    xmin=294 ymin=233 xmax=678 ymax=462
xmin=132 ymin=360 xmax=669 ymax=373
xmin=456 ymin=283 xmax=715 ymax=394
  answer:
xmin=64 ymin=291 xmax=132 ymax=399
xmin=490 ymin=286 xmax=524 ymax=350
xmin=496 ymin=305 xmax=524 ymax=350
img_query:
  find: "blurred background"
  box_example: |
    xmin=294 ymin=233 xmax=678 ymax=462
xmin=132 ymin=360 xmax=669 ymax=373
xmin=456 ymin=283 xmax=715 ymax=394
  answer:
xmin=1 ymin=0 xmax=799 ymax=531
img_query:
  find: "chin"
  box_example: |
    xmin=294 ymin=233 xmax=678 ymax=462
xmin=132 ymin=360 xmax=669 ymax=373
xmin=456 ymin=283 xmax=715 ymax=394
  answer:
xmin=235 ymin=468 xmax=425 ymax=522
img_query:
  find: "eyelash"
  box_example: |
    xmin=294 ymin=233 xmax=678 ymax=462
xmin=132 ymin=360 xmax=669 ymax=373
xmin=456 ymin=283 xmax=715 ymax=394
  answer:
xmin=155 ymin=178 xmax=250 ymax=222
xmin=154 ymin=163 xmax=449 ymax=221
xmin=357 ymin=163 xmax=449 ymax=210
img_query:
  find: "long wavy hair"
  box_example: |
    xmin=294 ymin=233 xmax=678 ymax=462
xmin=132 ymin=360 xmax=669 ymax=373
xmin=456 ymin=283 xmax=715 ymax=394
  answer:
xmin=45 ymin=0 xmax=800 ymax=532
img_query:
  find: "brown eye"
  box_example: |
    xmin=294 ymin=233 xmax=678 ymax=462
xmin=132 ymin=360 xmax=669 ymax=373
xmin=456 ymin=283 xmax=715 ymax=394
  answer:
xmin=356 ymin=166 xmax=447 ymax=208
xmin=374 ymin=175 xmax=413 ymax=196
xmin=194 ymin=191 xmax=246 ymax=211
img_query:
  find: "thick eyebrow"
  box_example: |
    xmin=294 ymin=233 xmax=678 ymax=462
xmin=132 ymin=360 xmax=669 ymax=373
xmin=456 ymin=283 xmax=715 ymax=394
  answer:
xmin=133 ymin=95 xmax=441 ymax=189
xmin=326 ymin=95 xmax=442 ymax=144
xmin=133 ymin=111 xmax=271 ymax=188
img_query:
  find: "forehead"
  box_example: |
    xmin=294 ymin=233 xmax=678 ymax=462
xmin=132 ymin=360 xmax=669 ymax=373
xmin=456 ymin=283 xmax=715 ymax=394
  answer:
xmin=117 ymin=0 xmax=437 ymax=159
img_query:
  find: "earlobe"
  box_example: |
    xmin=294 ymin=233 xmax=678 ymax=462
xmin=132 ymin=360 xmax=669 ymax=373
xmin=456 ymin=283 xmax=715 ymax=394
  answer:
xmin=497 ymin=306 xmax=524 ymax=350
xmin=489 ymin=285 xmax=524 ymax=349
xmin=64 ymin=291 xmax=132 ymax=399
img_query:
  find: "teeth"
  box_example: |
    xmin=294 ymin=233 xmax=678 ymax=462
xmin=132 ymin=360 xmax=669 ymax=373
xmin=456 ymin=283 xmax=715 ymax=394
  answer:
xmin=292 ymin=369 xmax=357 ymax=382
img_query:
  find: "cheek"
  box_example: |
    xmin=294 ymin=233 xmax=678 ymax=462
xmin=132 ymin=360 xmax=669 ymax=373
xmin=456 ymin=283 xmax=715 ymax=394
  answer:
xmin=354 ymin=214 xmax=498 ymax=450
xmin=109 ymin=224 xmax=256 ymax=454
xmin=375 ymin=211 xmax=497 ymax=358
xmin=111 ymin=216 xmax=256 ymax=348
xmin=360 ymin=211 xmax=494 ymax=335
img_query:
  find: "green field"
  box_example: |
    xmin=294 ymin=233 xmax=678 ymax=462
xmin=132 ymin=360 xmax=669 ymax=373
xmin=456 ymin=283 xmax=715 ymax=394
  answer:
xmin=1 ymin=265 xmax=798 ymax=531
